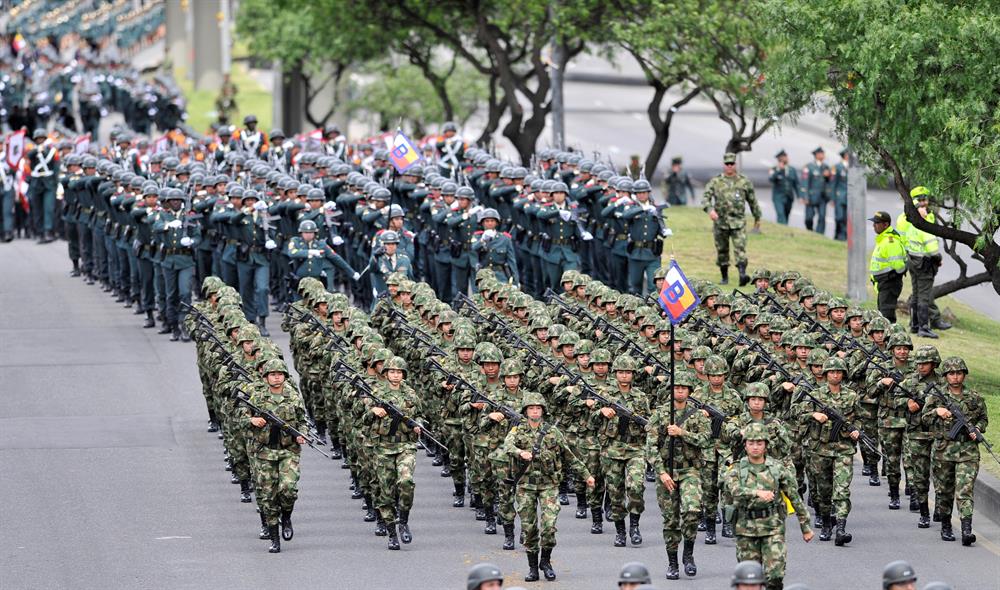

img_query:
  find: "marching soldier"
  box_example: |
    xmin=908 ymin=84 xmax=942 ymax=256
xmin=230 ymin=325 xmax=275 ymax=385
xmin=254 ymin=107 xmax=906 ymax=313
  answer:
xmin=26 ymin=128 xmax=61 ymax=242
xmin=702 ymin=152 xmax=761 ymax=286
xmin=665 ymin=156 xmax=695 ymax=206
xmin=621 ymin=178 xmax=668 ymax=296
xmin=370 ymin=230 xmax=412 ymax=299
xmin=286 ymin=219 xmax=359 ymax=292
xmin=831 ymin=149 xmax=849 ymax=241
xmin=503 ymin=391 xmax=594 ymax=582
xmin=153 ymin=188 xmax=201 ymax=341
xmin=801 ymin=146 xmax=831 ymax=234
xmin=768 ymin=149 xmax=799 ymax=225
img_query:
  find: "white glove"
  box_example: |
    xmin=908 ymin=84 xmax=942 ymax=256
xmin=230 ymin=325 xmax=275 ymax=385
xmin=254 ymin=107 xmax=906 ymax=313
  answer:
xmin=323 ymin=201 xmax=337 ymax=211
xmin=380 ymin=206 xmax=390 ymax=215
xmin=661 ymin=228 xmax=673 ymax=237
xmin=331 ymin=236 xmax=345 ymax=246
xmin=581 ymin=231 xmax=594 ymax=241
xmin=167 ymin=219 xmax=183 ymax=229
xmin=308 ymin=249 xmax=322 ymax=258
xmin=643 ymin=203 xmax=657 ymax=212
xmin=253 ymin=201 xmax=268 ymax=211
xmin=559 ymin=209 xmax=572 ymax=222
xmin=265 ymin=239 xmax=277 ymax=250
xmin=352 ymin=272 xmax=361 ymax=281
xmin=470 ymin=205 xmax=484 ymax=216
xmin=482 ymin=229 xmax=496 ymax=240
xmin=180 ymin=236 xmax=193 ymax=247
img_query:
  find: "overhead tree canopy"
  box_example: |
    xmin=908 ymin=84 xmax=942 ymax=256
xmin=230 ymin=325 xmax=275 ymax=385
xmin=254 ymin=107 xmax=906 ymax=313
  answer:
xmin=763 ymin=0 xmax=1000 ymax=296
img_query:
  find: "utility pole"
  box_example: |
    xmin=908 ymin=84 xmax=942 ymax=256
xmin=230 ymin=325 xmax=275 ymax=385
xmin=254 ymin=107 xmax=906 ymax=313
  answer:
xmin=846 ymin=149 xmax=868 ymax=301
xmin=549 ymin=3 xmax=565 ymax=151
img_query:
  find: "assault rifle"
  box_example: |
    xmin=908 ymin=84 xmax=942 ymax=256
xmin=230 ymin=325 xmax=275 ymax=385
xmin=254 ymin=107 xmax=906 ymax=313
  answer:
xmin=423 ymin=358 xmax=522 ymax=425
xmin=344 ymin=372 xmax=447 ymax=451
xmin=234 ymin=393 xmax=330 ymax=458
xmin=576 ymin=381 xmax=649 ymax=428
xmin=924 ymin=384 xmax=1000 ymax=466
xmin=284 ymin=305 xmax=349 ymax=353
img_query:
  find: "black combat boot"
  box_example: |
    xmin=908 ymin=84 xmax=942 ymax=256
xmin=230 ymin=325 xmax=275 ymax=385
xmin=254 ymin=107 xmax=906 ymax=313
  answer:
xmin=682 ymin=539 xmax=697 ymax=576
xmin=558 ymin=479 xmax=570 ymax=505
xmin=257 ymin=317 xmax=270 ymax=337
xmin=239 ymin=480 xmax=252 ymax=503
xmin=909 ymin=493 xmax=920 ymax=512
xmin=888 ymin=483 xmax=900 ymax=510
xmin=268 ymin=525 xmax=280 ymax=553
xmin=473 ymin=494 xmax=486 ymax=520
xmin=374 ymin=514 xmax=388 ymax=536
xmin=207 ymin=410 xmax=219 ymax=433
xmin=224 ymin=458 xmax=233 ymax=473
xmin=575 ymin=490 xmax=588 ymax=519
xmin=862 ymin=464 xmax=871 ymax=476
xmin=157 ymin=320 xmax=172 ymax=334
xmin=737 ymin=262 xmax=750 ymax=287
xmin=230 ymin=472 xmax=240 ymax=484
xmin=905 ymin=483 xmax=912 ymax=496
xmin=452 ymin=482 xmax=465 ymax=507
xmin=834 ymin=517 xmax=852 ymax=546
xmin=604 ymin=492 xmax=613 ymax=522
xmin=524 ymin=551 xmax=540 ymax=582
xmin=330 ymin=442 xmax=342 ymax=460
xmin=704 ymin=518 xmax=717 ymax=545
xmin=259 ymin=512 xmax=270 ymax=540
xmin=721 ymin=513 xmax=734 ymax=538
xmin=665 ymin=550 xmax=680 ymax=580
xmin=503 ymin=523 xmax=516 ymax=550
xmin=170 ymin=325 xmax=182 ymax=341
xmin=961 ymin=517 xmax=976 ymax=546
xmin=398 ymin=510 xmax=412 ymax=544
xmin=363 ymin=497 xmax=377 ymax=522
xmin=940 ymin=518 xmax=955 ymax=542
xmin=628 ymin=513 xmax=642 ymax=545
xmin=179 ymin=324 xmax=191 ymax=342
xmin=539 ymin=548 xmax=556 ymax=581
xmin=868 ymin=466 xmax=881 ymax=487
xmin=720 ymin=265 xmax=729 ymax=285
xmin=432 ymin=450 xmax=445 ymax=467
xmin=281 ymin=509 xmax=293 ymax=541
xmin=484 ymin=506 xmax=497 ymax=535
xmin=387 ymin=522 xmax=400 ymax=550
xmin=917 ymin=501 xmax=931 ymax=528
xmin=819 ymin=514 xmax=833 ymax=541
xmin=697 ymin=509 xmax=707 ymax=532
xmin=933 ymin=507 xmax=943 ymax=522
xmin=351 ymin=476 xmax=364 ymax=499
xmin=314 ymin=423 xmax=327 ymax=446
xmin=614 ymin=520 xmax=627 ymax=547
xmin=591 ymin=508 xmax=603 ymax=534
xmin=70 ymin=260 xmax=81 ymax=277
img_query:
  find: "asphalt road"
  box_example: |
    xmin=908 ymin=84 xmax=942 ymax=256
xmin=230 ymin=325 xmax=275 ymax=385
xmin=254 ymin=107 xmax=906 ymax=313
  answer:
xmin=2 ymin=239 xmax=999 ymax=590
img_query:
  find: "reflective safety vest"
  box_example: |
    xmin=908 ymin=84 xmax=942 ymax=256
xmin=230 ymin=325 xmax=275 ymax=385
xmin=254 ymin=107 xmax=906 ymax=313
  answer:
xmin=896 ymin=212 xmax=940 ymax=258
xmin=870 ymin=226 xmax=907 ymax=279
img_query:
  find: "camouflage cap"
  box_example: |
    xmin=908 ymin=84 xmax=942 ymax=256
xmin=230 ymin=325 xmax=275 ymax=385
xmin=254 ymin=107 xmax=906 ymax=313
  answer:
xmin=744 ymin=382 xmax=769 ymax=400
xmin=822 ymin=356 xmax=847 ymax=373
xmin=261 ymin=358 xmax=290 ymax=376
xmin=705 ymin=355 xmax=729 ymax=375
xmin=940 ymin=356 xmax=968 ymax=374
xmin=743 ymin=422 xmax=769 ymax=441
xmin=520 ymin=391 xmax=547 ymax=415
xmin=912 ymin=344 xmax=941 ymax=365
xmin=500 ymin=358 xmax=524 ymax=376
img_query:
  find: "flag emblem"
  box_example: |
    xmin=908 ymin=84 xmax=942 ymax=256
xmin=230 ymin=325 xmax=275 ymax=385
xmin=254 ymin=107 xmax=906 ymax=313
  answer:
xmin=658 ymin=260 xmax=700 ymax=324
xmin=389 ymin=130 xmax=422 ymax=173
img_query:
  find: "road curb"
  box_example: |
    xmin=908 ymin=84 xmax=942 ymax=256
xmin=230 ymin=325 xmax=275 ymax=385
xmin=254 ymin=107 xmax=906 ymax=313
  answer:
xmin=974 ymin=468 xmax=1000 ymax=526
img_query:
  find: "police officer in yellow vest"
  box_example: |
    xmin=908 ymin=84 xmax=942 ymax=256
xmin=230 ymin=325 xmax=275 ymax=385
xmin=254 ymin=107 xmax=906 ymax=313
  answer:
xmin=868 ymin=211 xmax=907 ymax=323
xmin=896 ymin=187 xmax=951 ymax=338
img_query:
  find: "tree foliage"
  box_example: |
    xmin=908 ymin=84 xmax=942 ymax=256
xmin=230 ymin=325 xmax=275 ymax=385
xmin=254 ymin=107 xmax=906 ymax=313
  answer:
xmin=763 ymin=0 xmax=1000 ymax=295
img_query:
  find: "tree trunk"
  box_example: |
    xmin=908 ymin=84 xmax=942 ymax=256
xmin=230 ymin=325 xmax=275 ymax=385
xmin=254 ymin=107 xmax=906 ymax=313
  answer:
xmin=932 ymin=271 xmax=992 ymax=299
xmin=644 ymin=87 xmax=700 ymax=180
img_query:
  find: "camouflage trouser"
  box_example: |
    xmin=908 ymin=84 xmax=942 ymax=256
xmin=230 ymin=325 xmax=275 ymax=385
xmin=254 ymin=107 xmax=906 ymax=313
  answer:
xmin=905 ymin=436 xmax=933 ymax=503
xmin=577 ymin=446 xmax=605 ymax=511
xmin=809 ymin=453 xmax=853 ymax=518
xmin=197 ymin=361 xmax=216 ymax=418
xmin=322 ymin=382 xmax=340 ymax=444
xmin=857 ymin=406 xmax=880 ymax=469
xmin=252 ymin=452 xmax=300 ymax=526
xmin=879 ymin=427 xmax=905 ymax=487
xmin=932 ymin=455 xmax=978 ymax=519
xmin=791 ymin=435 xmax=810 ymax=498
xmin=491 ymin=456 xmax=516 ymax=524
xmin=375 ymin=448 xmax=416 ymax=524
xmin=222 ymin=402 xmax=251 ymax=482
xmin=466 ymin=433 xmax=482 ymax=494
xmin=359 ymin=442 xmax=380 ymax=501
xmin=736 ymin=533 xmax=787 ymax=590
xmin=656 ymin=469 xmax=702 ymax=551
xmin=471 ymin=445 xmax=495 ymax=506
xmin=443 ymin=422 xmax=467 ymax=487
xmin=701 ymin=451 xmax=733 ymax=516
xmin=601 ymin=454 xmax=646 ymax=522
xmin=713 ymin=224 xmax=747 ymax=267
xmin=515 ymin=485 xmax=561 ymax=552
xmin=303 ymin=374 xmax=326 ymax=427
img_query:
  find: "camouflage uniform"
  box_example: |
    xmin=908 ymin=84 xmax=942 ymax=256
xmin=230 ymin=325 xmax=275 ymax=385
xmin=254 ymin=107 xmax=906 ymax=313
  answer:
xmin=902 ymin=345 xmax=943 ymax=519
xmin=701 ymin=155 xmax=761 ymax=277
xmin=922 ymin=356 xmax=987 ymax=543
xmin=868 ymin=333 xmax=914 ymax=507
xmin=723 ymin=423 xmax=812 ymax=590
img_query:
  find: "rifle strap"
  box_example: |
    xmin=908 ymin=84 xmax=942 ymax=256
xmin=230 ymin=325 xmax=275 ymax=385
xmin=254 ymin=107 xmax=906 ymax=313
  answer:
xmin=512 ymin=424 xmax=551 ymax=486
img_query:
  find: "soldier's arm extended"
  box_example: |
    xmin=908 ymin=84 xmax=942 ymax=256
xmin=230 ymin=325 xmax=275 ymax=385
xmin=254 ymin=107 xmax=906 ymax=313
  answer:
xmin=782 ymin=462 xmax=813 ymax=534
xmin=744 ymin=181 xmax=762 ymax=223
xmin=558 ymin=429 xmax=592 ymax=482
xmin=701 ymin=178 xmax=718 ymax=214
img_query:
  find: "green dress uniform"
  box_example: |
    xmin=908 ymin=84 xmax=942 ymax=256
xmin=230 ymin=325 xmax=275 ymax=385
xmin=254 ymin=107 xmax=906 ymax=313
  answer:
xmin=285 ymin=235 xmax=355 ymax=292
xmin=801 ymin=157 xmax=831 ymax=234
xmin=472 ymin=229 xmax=519 ymax=285
xmin=534 ymin=201 xmax=585 ymax=292
xmin=153 ymin=203 xmax=201 ymax=334
xmin=767 ymin=160 xmax=799 ymax=225
xmin=621 ymin=198 xmax=666 ymax=296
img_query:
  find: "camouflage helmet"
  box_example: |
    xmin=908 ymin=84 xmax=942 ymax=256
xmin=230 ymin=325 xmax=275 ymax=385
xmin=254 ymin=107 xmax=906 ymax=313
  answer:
xmin=500 ymin=358 xmax=524 ymax=376
xmin=385 ymin=272 xmax=405 ymax=286
xmin=454 ymin=333 xmax=478 ymax=350
xmin=704 ymin=355 xmax=729 ymax=375
xmin=201 ymin=275 xmax=225 ymax=296
xmin=590 ymin=348 xmax=612 ymax=364
xmin=867 ymin=316 xmax=891 ymax=333
xmin=807 ymin=348 xmax=829 ymax=366
xmin=828 ymin=297 xmax=848 ymax=310
xmin=371 ymin=347 xmax=395 ymax=367
xmin=744 ymin=382 xmax=769 ymax=400
xmin=673 ymin=370 xmax=697 ymax=389
xmin=743 ymin=422 xmax=770 ymax=441
xmin=713 ymin=294 xmax=733 ymax=308
xmin=560 ymin=269 xmax=578 ymax=284
xmin=750 ymin=268 xmax=771 ymax=281
xmin=575 ymin=338 xmax=594 ymax=356
xmin=618 ymin=562 xmax=652 ymax=585
xmin=467 ymin=562 xmax=503 ymax=590
xmin=731 ymin=560 xmax=765 ymax=586
xmin=791 ymin=332 xmax=815 ymax=348
xmin=520 ymin=391 xmax=547 ymax=415
xmin=236 ymin=324 xmax=260 ymax=344
xmin=397 ymin=280 xmax=415 ymax=293
xmin=813 ymin=291 xmax=831 ymax=306
xmin=845 ymin=306 xmax=865 ymax=320
xmin=690 ymin=345 xmax=712 ymax=361
xmin=912 ymin=345 xmax=941 ymax=365
xmin=474 ymin=342 xmax=503 ymax=364
xmin=382 ymin=356 xmax=408 ymax=376
xmin=769 ymin=318 xmax=788 ymax=333
xmin=939 ymin=356 xmax=968 ymax=374
xmin=822 ymin=356 xmax=848 ymax=373
xmin=798 ymin=285 xmax=816 ymax=300
xmin=261 ymin=358 xmax=290 ymax=377
xmin=611 ymin=355 xmax=638 ymax=372
xmin=558 ymin=330 xmax=580 ymax=347
xmin=887 ymin=332 xmax=913 ymax=349
xmin=547 ymin=323 xmax=566 ymax=340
